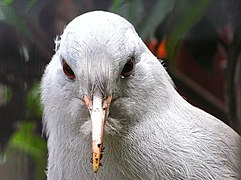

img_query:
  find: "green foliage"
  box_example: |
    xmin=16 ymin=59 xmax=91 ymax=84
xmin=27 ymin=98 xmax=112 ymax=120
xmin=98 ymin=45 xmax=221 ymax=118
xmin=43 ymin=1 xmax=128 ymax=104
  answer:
xmin=26 ymin=82 xmax=42 ymax=118
xmin=109 ymin=0 xmax=144 ymax=28
xmin=9 ymin=122 xmax=46 ymax=158
xmin=5 ymin=82 xmax=45 ymax=179
xmin=8 ymin=121 xmax=47 ymax=180
xmin=25 ymin=0 xmax=38 ymax=12
xmin=109 ymin=0 xmax=175 ymax=40
xmin=0 ymin=0 xmax=14 ymax=5
xmin=166 ymin=0 xmax=211 ymax=63
xmin=0 ymin=3 xmax=32 ymax=38
xmin=138 ymin=0 xmax=175 ymax=40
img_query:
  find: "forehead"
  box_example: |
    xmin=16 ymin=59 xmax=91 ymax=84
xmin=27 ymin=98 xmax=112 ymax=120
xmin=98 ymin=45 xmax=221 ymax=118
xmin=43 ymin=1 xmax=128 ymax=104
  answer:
xmin=58 ymin=12 xmax=138 ymax=66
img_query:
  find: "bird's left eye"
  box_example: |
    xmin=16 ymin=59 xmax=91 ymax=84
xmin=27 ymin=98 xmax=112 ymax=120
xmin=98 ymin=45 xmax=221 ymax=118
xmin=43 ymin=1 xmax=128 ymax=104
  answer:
xmin=121 ymin=57 xmax=135 ymax=78
xmin=63 ymin=62 xmax=75 ymax=80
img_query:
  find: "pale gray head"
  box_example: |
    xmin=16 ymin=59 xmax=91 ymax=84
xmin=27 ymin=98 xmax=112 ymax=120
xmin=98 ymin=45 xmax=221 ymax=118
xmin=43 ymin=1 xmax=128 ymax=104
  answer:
xmin=41 ymin=11 xmax=241 ymax=179
xmin=41 ymin=10 xmax=174 ymax=174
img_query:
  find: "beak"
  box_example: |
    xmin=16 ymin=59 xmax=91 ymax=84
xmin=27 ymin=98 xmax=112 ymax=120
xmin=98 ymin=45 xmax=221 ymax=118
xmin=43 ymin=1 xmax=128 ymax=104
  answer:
xmin=84 ymin=90 xmax=112 ymax=173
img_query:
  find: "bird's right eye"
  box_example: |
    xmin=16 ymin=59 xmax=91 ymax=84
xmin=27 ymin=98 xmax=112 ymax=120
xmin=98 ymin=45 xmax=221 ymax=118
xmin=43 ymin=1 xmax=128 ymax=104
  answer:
xmin=63 ymin=62 xmax=75 ymax=80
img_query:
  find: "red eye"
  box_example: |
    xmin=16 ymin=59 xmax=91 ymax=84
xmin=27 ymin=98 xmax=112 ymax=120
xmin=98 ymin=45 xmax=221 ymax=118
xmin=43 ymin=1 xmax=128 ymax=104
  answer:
xmin=63 ymin=62 xmax=75 ymax=80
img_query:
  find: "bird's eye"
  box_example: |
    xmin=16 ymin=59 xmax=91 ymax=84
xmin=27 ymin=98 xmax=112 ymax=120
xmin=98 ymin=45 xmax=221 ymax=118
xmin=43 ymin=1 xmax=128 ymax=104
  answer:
xmin=121 ymin=57 xmax=135 ymax=78
xmin=63 ymin=62 xmax=75 ymax=80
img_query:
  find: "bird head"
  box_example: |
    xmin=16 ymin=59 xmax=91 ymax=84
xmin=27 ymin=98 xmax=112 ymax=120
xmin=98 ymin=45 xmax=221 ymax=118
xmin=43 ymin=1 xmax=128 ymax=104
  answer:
xmin=41 ymin=11 xmax=174 ymax=173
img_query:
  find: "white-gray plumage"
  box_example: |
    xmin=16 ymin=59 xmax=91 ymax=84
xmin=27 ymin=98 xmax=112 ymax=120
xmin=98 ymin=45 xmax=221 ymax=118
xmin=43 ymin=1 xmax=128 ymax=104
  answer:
xmin=41 ymin=11 xmax=241 ymax=179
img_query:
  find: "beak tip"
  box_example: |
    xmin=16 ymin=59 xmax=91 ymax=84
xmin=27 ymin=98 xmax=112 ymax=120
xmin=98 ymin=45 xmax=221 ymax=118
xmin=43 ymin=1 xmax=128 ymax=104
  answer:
xmin=92 ymin=145 xmax=102 ymax=173
xmin=93 ymin=158 xmax=100 ymax=173
xmin=93 ymin=167 xmax=98 ymax=173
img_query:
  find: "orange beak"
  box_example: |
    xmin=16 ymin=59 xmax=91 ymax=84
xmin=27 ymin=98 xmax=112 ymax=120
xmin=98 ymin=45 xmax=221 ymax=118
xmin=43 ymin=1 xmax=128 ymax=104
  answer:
xmin=84 ymin=90 xmax=112 ymax=173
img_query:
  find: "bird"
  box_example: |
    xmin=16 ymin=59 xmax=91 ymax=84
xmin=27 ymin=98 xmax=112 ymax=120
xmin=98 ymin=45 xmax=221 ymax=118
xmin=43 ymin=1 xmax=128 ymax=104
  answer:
xmin=41 ymin=11 xmax=241 ymax=179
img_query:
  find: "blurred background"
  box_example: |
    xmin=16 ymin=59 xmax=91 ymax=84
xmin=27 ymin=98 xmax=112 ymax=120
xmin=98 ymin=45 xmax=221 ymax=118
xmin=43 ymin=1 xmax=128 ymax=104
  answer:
xmin=0 ymin=0 xmax=240 ymax=179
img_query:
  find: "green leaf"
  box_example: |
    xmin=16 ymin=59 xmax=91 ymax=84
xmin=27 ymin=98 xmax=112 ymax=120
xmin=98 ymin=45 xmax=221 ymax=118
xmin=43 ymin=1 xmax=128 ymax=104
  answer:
xmin=8 ymin=121 xmax=46 ymax=158
xmin=8 ymin=121 xmax=47 ymax=180
xmin=109 ymin=0 xmax=124 ymax=12
xmin=166 ymin=0 xmax=211 ymax=63
xmin=109 ymin=0 xmax=175 ymax=40
xmin=25 ymin=0 xmax=38 ymax=13
xmin=109 ymin=0 xmax=144 ymax=28
xmin=138 ymin=0 xmax=176 ymax=40
xmin=0 ymin=4 xmax=32 ymax=38
xmin=0 ymin=0 xmax=14 ymax=6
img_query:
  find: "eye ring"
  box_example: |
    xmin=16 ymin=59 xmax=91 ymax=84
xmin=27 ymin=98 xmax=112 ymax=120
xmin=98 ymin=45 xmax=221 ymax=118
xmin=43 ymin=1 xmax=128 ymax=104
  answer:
xmin=121 ymin=57 xmax=135 ymax=78
xmin=63 ymin=61 xmax=75 ymax=80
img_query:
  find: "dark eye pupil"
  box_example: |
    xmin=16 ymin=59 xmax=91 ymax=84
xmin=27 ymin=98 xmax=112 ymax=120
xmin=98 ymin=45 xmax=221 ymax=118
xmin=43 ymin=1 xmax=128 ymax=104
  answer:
xmin=121 ymin=57 xmax=134 ymax=78
xmin=63 ymin=62 xmax=75 ymax=80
